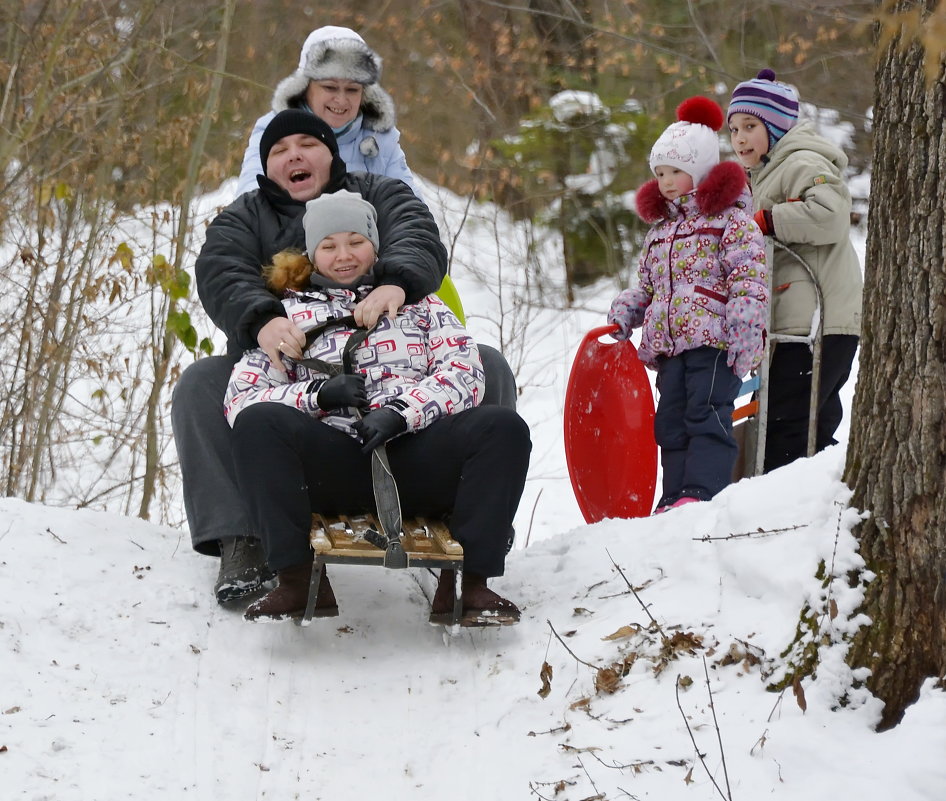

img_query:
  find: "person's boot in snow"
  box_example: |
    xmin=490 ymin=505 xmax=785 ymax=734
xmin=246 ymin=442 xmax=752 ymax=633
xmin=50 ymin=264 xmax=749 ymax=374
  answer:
xmin=214 ymin=537 xmax=275 ymax=603
xmin=430 ymin=569 xmax=520 ymax=626
xmin=244 ymin=562 xmax=338 ymax=622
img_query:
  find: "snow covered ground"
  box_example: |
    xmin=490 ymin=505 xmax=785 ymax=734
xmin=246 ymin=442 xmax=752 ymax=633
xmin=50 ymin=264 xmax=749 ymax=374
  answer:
xmin=4 ymin=179 xmax=946 ymax=800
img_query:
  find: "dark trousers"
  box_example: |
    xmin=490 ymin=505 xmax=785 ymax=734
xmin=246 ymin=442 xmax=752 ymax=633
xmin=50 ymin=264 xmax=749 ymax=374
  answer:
xmin=230 ymin=404 xmax=531 ymax=577
xmin=170 ymin=344 xmax=518 ymax=555
xmin=764 ymin=334 xmax=859 ymax=472
xmin=654 ymin=347 xmax=742 ymax=504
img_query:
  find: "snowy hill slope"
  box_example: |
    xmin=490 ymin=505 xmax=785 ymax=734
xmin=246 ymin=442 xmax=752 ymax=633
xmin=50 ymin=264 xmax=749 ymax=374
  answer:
xmin=4 ymin=447 xmax=945 ymax=800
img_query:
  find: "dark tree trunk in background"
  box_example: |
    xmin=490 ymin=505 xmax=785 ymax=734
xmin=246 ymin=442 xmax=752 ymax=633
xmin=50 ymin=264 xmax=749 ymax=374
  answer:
xmin=843 ymin=3 xmax=946 ymax=730
xmin=528 ymin=0 xmax=596 ymax=91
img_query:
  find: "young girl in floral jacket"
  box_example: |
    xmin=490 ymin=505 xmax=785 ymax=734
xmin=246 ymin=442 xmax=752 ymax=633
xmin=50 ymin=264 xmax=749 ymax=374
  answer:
xmin=608 ymin=97 xmax=768 ymax=513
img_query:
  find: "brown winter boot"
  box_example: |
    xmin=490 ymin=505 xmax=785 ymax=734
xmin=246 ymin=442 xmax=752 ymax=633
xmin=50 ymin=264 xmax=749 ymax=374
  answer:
xmin=244 ymin=561 xmax=338 ymax=622
xmin=429 ymin=569 xmax=520 ymax=627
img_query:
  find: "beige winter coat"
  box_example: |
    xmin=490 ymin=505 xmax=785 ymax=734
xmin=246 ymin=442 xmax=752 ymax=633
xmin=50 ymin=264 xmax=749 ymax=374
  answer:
xmin=748 ymin=121 xmax=863 ymax=336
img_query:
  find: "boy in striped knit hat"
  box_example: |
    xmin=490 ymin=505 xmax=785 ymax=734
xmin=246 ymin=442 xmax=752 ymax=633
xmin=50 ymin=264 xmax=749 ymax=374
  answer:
xmin=728 ymin=70 xmax=863 ymax=473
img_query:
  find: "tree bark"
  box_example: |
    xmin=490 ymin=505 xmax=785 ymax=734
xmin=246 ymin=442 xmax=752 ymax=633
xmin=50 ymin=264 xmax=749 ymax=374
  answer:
xmin=844 ymin=5 xmax=946 ymax=730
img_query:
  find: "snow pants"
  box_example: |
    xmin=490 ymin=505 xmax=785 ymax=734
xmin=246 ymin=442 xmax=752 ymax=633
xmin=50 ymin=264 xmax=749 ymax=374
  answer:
xmin=653 ymin=346 xmax=741 ymax=505
xmin=229 ymin=403 xmax=531 ymax=577
xmin=170 ymin=345 xmax=517 ymax=555
xmin=763 ymin=334 xmax=859 ymax=473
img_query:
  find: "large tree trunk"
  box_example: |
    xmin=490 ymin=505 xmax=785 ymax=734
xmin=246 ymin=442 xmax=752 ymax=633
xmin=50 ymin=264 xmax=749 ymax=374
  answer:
xmin=843 ymin=5 xmax=946 ymax=730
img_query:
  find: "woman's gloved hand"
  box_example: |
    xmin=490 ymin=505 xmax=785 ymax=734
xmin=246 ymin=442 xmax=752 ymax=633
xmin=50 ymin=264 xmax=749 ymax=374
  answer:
xmin=353 ymin=407 xmax=407 ymax=452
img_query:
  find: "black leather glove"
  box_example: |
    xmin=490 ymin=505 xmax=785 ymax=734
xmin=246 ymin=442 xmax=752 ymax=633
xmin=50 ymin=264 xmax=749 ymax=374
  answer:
xmin=315 ymin=374 xmax=367 ymax=411
xmin=353 ymin=407 xmax=407 ymax=453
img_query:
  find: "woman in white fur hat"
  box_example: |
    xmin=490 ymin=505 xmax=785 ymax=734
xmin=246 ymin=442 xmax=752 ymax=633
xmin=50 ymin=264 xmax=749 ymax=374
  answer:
xmin=237 ymin=26 xmax=420 ymax=198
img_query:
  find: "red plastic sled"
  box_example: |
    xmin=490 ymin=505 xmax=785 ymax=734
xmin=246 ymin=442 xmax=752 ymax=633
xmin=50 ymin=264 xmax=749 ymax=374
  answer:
xmin=564 ymin=325 xmax=657 ymax=523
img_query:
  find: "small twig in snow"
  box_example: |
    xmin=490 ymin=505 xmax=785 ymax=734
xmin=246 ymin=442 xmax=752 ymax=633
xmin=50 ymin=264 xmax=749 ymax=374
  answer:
xmin=45 ymin=527 xmax=67 ymax=544
xmin=694 ymin=524 xmax=804 ymax=542
xmin=702 ymin=656 xmax=734 ymax=801
xmin=547 ymin=620 xmax=602 ymax=670
xmin=576 ymin=755 xmax=604 ymax=799
xmin=750 ymin=729 xmax=769 ymax=756
xmin=767 ymin=689 xmax=785 ymax=722
xmin=607 ymin=549 xmax=667 ymax=640
xmin=524 ymin=487 xmax=543 ymax=548
xmin=675 ymin=673 xmax=732 ymax=801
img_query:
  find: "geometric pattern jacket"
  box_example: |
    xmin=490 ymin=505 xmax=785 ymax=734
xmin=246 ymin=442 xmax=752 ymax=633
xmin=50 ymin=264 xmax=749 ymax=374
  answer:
xmin=224 ymin=284 xmax=484 ymax=438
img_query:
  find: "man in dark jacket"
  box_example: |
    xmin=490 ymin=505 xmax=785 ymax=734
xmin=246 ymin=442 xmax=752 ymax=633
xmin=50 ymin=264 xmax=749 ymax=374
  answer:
xmin=172 ymin=109 xmax=457 ymax=603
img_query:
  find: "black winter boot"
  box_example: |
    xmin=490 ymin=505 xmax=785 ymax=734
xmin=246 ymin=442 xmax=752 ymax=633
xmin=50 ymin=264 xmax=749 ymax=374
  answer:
xmin=244 ymin=562 xmax=338 ymax=622
xmin=214 ymin=537 xmax=276 ymax=604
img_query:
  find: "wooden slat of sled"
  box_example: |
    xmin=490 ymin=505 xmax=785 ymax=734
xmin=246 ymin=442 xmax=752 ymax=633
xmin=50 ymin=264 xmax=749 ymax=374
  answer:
xmin=310 ymin=513 xmax=463 ymax=565
xmin=306 ymin=513 xmax=465 ymax=626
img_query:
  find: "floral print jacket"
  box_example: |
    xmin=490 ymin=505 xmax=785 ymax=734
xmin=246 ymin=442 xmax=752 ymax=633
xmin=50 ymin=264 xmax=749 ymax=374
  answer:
xmin=609 ymin=161 xmax=768 ymax=373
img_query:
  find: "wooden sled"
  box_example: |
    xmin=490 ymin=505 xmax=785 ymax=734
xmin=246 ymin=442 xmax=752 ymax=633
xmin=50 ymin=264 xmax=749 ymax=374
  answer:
xmin=304 ymin=513 xmax=465 ymax=626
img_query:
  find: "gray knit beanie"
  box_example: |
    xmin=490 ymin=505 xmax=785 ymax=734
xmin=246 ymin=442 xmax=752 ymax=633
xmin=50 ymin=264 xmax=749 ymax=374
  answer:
xmin=303 ymin=190 xmax=380 ymax=261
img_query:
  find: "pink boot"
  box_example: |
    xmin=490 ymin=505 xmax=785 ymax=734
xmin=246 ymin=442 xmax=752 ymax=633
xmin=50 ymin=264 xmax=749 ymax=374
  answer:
xmin=669 ymin=496 xmax=701 ymax=509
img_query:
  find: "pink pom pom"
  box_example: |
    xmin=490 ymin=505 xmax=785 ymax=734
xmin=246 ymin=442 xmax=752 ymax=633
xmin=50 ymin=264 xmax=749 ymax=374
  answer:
xmin=676 ymin=96 xmax=724 ymax=131
xmin=757 ymin=68 xmax=776 ymax=81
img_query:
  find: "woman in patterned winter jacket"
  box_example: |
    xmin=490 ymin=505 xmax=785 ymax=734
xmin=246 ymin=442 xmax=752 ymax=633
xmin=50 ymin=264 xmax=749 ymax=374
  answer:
xmin=608 ymin=97 xmax=767 ymax=513
xmin=226 ymin=190 xmax=530 ymax=626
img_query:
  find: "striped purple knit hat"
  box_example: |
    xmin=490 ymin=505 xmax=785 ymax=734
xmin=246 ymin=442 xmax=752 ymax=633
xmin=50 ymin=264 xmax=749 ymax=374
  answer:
xmin=727 ymin=69 xmax=799 ymax=147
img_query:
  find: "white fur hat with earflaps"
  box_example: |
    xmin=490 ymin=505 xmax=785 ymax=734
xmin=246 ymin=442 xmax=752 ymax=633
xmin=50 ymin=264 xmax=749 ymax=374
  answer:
xmin=271 ymin=26 xmax=396 ymax=133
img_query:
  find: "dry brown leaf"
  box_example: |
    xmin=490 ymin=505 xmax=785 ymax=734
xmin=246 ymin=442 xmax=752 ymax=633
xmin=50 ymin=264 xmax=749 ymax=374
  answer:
xmin=792 ymin=675 xmax=808 ymax=713
xmin=684 ymin=766 xmax=694 ymax=785
xmin=677 ymin=675 xmax=693 ymax=689
xmin=560 ymin=744 xmax=602 ymax=754
xmin=602 ymin=624 xmax=641 ymax=641
xmin=569 ymin=696 xmax=591 ymax=711
xmin=538 ymin=661 xmax=554 ymax=698
xmin=829 ymin=598 xmax=839 ymax=620
xmin=595 ymin=666 xmax=622 ymax=694
xmin=621 ymin=652 xmax=638 ymax=673
xmin=667 ymin=631 xmax=704 ymax=653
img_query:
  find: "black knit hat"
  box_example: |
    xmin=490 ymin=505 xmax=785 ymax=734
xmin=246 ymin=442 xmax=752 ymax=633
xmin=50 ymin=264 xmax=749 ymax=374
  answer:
xmin=259 ymin=109 xmax=340 ymax=173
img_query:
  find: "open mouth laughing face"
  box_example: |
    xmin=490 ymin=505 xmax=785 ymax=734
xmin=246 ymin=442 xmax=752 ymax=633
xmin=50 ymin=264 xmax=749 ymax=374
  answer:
xmin=266 ymin=134 xmax=334 ymax=201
